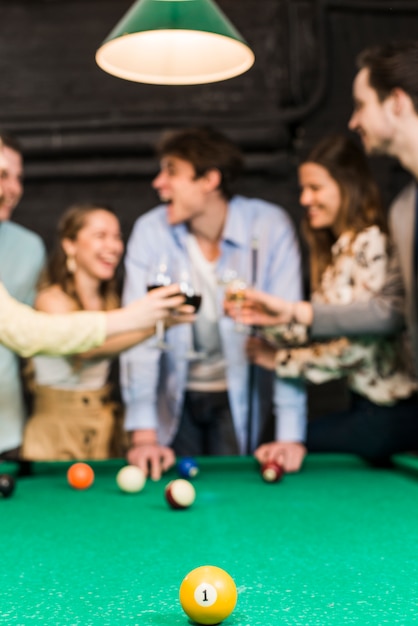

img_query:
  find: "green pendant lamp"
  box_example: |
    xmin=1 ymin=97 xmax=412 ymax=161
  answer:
xmin=96 ymin=0 xmax=255 ymax=85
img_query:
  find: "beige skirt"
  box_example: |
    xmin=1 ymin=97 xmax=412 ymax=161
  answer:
xmin=22 ymin=384 xmax=127 ymax=461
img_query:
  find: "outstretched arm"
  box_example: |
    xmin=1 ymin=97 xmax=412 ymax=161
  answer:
xmin=0 ymin=282 xmax=189 ymax=357
xmin=36 ymin=284 xmax=194 ymax=359
xmin=0 ymin=282 xmax=107 ymax=356
xmin=225 ymin=287 xmax=313 ymax=327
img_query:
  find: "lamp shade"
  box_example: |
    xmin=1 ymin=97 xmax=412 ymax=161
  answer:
xmin=96 ymin=0 xmax=255 ymax=85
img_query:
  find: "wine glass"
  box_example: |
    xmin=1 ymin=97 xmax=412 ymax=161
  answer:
xmin=223 ymin=270 xmax=248 ymax=333
xmin=146 ymin=259 xmax=172 ymax=350
xmin=176 ymin=266 xmax=205 ymax=361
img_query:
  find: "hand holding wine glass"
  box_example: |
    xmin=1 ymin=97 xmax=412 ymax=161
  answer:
xmin=128 ymin=284 xmax=190 ymax=330
xmin=228 ymin=288 xmax=313 ymax=327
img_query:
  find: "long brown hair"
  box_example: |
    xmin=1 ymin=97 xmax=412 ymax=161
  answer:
xmin=40 ymin=203 xmax=121 ymax=311
xmin=300 ymin=134 xmax=387 ymax=291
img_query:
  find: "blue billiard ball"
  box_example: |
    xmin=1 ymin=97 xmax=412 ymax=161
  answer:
xmin=177 ymin=457 xmax=199 ymax=479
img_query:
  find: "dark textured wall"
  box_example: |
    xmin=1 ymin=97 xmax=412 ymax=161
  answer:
xmin=1 ymin=0 xmax=417 ymax=249
xmin=0 ymin=1 xmax=293 ymax=252
xmin=1 ymin=0 xmax=418 ymax=418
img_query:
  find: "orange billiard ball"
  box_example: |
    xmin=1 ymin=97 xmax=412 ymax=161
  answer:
xmin=179 ymin=565 xmax=237 ymax=625
xmin=67 ymin=462 xmax=94 ymax=490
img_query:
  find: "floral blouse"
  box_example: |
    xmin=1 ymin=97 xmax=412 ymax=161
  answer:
xmin=263 ymin=226 xmax=417 ymax=405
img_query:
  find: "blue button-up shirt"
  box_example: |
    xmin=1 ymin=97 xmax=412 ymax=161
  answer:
xmin=121 ymin=195 xmax=306 ymax=453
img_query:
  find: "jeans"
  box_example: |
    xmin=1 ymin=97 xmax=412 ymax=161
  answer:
xmin=171 ymin=390 xmax=239 ymax=456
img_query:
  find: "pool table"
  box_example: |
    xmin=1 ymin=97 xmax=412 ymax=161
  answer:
xmin=2 ymin=454 xmax=418 ymax=625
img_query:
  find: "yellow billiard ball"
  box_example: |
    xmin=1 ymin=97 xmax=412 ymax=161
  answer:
xmin=179 ymin=565 xmax=237 ymax=625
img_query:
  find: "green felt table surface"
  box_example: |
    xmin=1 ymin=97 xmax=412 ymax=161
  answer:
xmin=2 ymin=454 xmax=418 ymax=625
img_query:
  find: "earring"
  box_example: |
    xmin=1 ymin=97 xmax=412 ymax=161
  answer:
xmin=66 ymin=255 xmax=77 ymax=274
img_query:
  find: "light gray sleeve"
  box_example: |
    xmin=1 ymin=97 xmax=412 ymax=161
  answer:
xmin=311 ymin=241 xmax=406 ymax=338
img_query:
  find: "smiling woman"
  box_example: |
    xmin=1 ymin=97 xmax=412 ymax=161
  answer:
xmin=22 ymin=203 xmax=151 ymax=462
xmin=21 ymin=203 xmax=128 ymax=462
xmin=298 ymin=163 xmax=341 ymax=233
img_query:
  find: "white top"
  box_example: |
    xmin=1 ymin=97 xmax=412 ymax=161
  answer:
xmin=185 ymin=233 xmax=227 ymax=392
xmin=33 ymin=354 xmax=111 ymax=390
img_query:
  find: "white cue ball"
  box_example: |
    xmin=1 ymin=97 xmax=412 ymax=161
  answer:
xmin=165 ymin=478 xmax=196 ymax=509
xmin=116 ymin=465 xmax=146 ymax=493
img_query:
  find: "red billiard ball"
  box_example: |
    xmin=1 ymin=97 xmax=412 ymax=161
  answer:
xmin=261 ymin=460 xmax=284 ymax=483
xmin=67 ymin=463 xmax=94 ymax=490
xmin=165 ymin=478 xmax=196 ymax=509
xmin=179 ymin=565 xmax=237 ymax=625
xmin=0 ymin=474 xmax=15 ymax=498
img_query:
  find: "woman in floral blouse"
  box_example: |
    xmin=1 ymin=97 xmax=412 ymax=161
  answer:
xmin=226 ymin=134 xmax=418 ymax=463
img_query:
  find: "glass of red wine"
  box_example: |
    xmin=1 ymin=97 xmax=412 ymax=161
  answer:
xmin=146 ymin=259 xmax=172 ymax=350
xmin=177 ymin=266 xmax=205 ymax=360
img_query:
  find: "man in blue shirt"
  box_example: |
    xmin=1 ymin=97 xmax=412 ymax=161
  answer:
xmin=121 ymin=127 xmax=306 ymax=479
xmin=0 ymin=134 xmax=46 ymax=458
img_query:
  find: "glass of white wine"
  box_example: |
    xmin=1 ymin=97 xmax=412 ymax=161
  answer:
xmin=223 ymin=272 xmax=248 ymax=333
